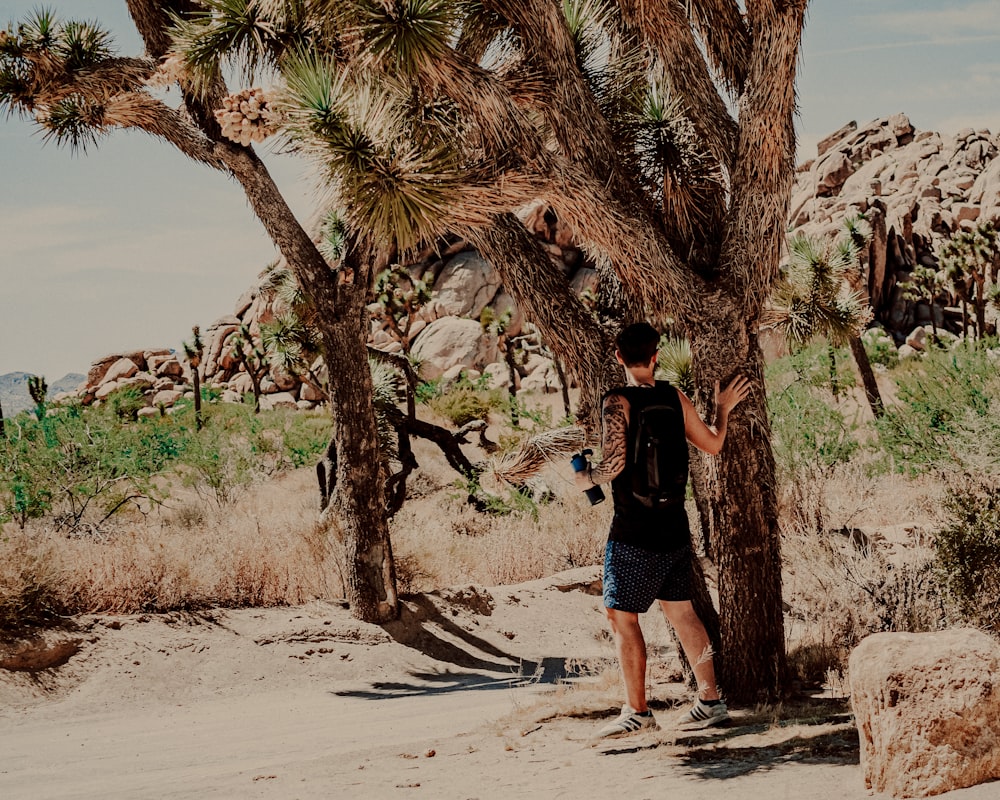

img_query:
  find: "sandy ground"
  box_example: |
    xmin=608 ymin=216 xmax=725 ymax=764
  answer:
xmin=1 ymin=567 xmax=997 ymax=800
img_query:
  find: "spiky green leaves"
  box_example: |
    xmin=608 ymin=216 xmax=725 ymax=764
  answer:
xmin=630 ymin=81 xmax=723 ymax=250
xmin=318 ymin=211 xmax=349 ymax=264
xmin=655 ymin=336 xmax=694 ymax=395
xmin=168 ymin=0 xmax=312 ymax=90
xmin=770 ymin=232 xmax=871 ymax=347
xmin=0 ymin=10 xmax=115 ymax=124
xmin=37 ymin=95 xmax=106 ymax=149
xmin=277 ymin=50 xmax=464 ymax=253
xmin=350 ymin=0 xmax=457 ymax=74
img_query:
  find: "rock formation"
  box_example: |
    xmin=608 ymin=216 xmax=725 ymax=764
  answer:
xmin=792 ymin=113 xmax=999 ymax=341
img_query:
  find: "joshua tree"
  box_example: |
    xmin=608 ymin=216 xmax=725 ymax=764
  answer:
xmin=224 ymin=1 xmax=800 ymax=699
xmin=939 ymin=222 xmax=999 ymax=341
xmin=1 ymin=5 xmax=399 ymax=623
xmin=767 ymin=232 xmax=883 ymax=418
xmin=27 ymin=375 xmax=48 ymax=421
xmin=182 ymin=324 xmax=204 ymax=430
xmin=4 ymin=1 xmax=812 ymax=698
xmin=0 ymin=395 xmax=5 ymax=438
xmin=480 ymin=307 xmax=521 ymax=425
xmin=899 ymin=264 xmax=946 ymax=338
xmin=372 ymin=264 xmax=434 ymax=355
xmin=227 ymin=324 xmax=269 ymax=413
xmin=839 ymin=214 xmax=885 ymax=417
xmin=235 ymin=0 xmax=807 ymax=700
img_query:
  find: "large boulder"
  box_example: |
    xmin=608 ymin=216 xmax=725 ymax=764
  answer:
xmin=432 ymin=251 xmax=502 ymax=318
xmin=849 ymin=629 xmax=1000 ymax=798
xmin=816 ymin=150 xmax=855 ymax=196
xmin=260 ymin=391 xmax=298 ymax=411
xmin=411 ymin=317 xmax=498 ymax=380
xmin=103 ymin=357 xmax=140 ymax=384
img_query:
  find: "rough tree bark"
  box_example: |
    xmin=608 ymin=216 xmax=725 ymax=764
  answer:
xmin=125 ymin=0 xmax=399 ymax=623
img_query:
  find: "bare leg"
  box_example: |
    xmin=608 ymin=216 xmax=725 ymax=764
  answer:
xmin=659 ymin=600 xmax=720 ymax=700
xmin=605 ymin=607 xmax=648 ymax=711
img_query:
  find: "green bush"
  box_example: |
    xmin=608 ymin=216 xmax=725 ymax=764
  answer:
xmin=0 ymin=398 xmax=332 ymax=529
xmin=0 ymin=407 xmax=181 ymax=531
xmin=415 ymin=377 xmax=442 ymax=404
xmin=861 ymin=327 xmax=899 ymax=369
xmin=277 ymin=410 xmax=332 ymax=468
xmin=875 ymin=343 xmax=1000 ymax=474
xmin=427 ymin=375 xmax=505 ymax=427
xmin=779 ymin=341 xmax=857 ymax=393
xmin=106 ymin=385 xmax=147 ymax=422
xmin=768 ymin=379 xmax=860 ymax=480
xmin=934 ymin=475 xmax=1000 ymax=631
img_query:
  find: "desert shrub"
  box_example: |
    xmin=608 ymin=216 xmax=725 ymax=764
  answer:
xmin=178 ymin=417 xmax=259 ymax=506
xmin=768 ymin=378 xmax=860 ymax=480
xmin=0 ymin=532 xmax=65 ymax=629
xmin=933 ymin=475 xmax=1000 ymax=631
xmin=106 ymin=384 xmax=148 ymax=422
xmin=415 ymin=377 xmax=443 ymax=403
xmin=876 ymin=343 xmax=1000 ymax=474
xmin=783 ymin=524 xmax=946 ymax=683
xmin=773 ymin=341 xmax=857 ymax=393
xmin=276 ymin=410 xmax=332 ymax=468
xmin=427 ymin=375 xmax=505 ymax=426
xmin=0 ymin=399 xmax=331 ymax=529
xmin=861 ymin=327 xmax=899 ymax=369
xmin=0 ymin=407 xmax=184 ymax=532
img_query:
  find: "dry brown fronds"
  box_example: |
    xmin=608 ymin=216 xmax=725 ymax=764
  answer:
xmin=490 ymin=427 xmax=585 ymax=487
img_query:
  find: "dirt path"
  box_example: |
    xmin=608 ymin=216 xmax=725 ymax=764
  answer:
xmin=2 ymin=569 xmax=998 ymax=800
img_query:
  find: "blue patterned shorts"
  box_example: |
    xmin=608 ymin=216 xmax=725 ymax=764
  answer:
xmin=603 ymin=540 xmax=693 ymax=613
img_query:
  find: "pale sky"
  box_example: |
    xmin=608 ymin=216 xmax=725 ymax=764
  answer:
xmin=2 ymin=0 xmax=999 ymax=379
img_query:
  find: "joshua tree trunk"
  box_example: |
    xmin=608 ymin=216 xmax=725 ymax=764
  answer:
xmin=472 ymin=214 xmax=619 ymax=432
xmin=221 ymin=145 xmax=398 ymax=623
xmin=0 ymin=396 xmax=5 ymax=438
xmin=243 ymin=360 xmax=263 ymax=413
xmin=687 ymin=297 xmax=786 ymax=704
xmin=321 ymin=265 xmax=399 ymax=622
xmin=688 ymin=444 xmax=715 ymax=560
xmin=849 ymin=336 xmax=884 ymax=419
xmin=192 ymin=367 xmax=203 ymax=431
xmin=975 ymin=277 xmax=987 ymax=341
xmin=121 ymin=2 xmax=400 ymax=623
xmin=503 ymin=340 xmax=520 ymax=427
xmin=555 ymin=358 xmax=572 ymax=421
xmin=827 ymin=343 xmax=839 ymax=398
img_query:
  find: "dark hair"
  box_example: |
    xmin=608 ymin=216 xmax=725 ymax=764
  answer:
xmin=615 ymin=322 xmax=660 ymax=366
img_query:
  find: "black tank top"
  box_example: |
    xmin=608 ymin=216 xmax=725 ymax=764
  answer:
xmin=605 ymin=381 xmax=691 ymax=553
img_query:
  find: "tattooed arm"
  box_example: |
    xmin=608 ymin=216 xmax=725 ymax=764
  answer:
xmin=574 ymin=393 xmax=629 ymax=489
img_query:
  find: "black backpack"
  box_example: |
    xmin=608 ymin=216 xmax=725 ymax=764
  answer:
xmin=623 ymin=384 xmax=688 ymax=508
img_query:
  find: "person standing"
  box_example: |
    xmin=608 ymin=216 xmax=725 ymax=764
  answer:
xmin=574 ymin=322 xmax=750 ymax=738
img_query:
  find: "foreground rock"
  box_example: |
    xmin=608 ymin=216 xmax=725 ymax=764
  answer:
xmin=849 ymin=628 xmax=1000 ymax=798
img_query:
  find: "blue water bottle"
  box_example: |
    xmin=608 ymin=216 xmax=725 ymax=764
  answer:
xmin=570 ymin=449 xmax=605 ymax=505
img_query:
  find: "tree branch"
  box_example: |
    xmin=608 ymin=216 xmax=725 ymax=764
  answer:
xmin=618 ymin=0 xmax=738 ymax=172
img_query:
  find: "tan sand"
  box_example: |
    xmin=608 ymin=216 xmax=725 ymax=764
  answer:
xmin=1 ymin=567 xmax=997 ymax=800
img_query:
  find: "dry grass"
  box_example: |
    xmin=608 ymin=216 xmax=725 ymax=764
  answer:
xmin=0 ymin=408 xmax=609 ymax=628
xmin=779 ymin=459 xmax=948 ymax=689
xmin=0 ymin=384 xmax=961 ymax=686
xmin=0 ymin=469 xmax=341 ymax=627
xmin=390 ymin=457 xmax=608 ymax=591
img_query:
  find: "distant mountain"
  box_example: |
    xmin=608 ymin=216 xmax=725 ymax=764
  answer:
xmin=0 ymin=372 xmax=85 ymax=417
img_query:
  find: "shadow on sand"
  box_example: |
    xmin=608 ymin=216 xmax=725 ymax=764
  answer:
xmin=334 ymin=592 xmax=574 ymax=699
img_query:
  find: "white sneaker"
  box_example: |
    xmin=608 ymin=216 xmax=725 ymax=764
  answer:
xmin=677 ymin=698 xmax=729 ymax=729
xmin=595 ymin=704 xmax=658 ymax=738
